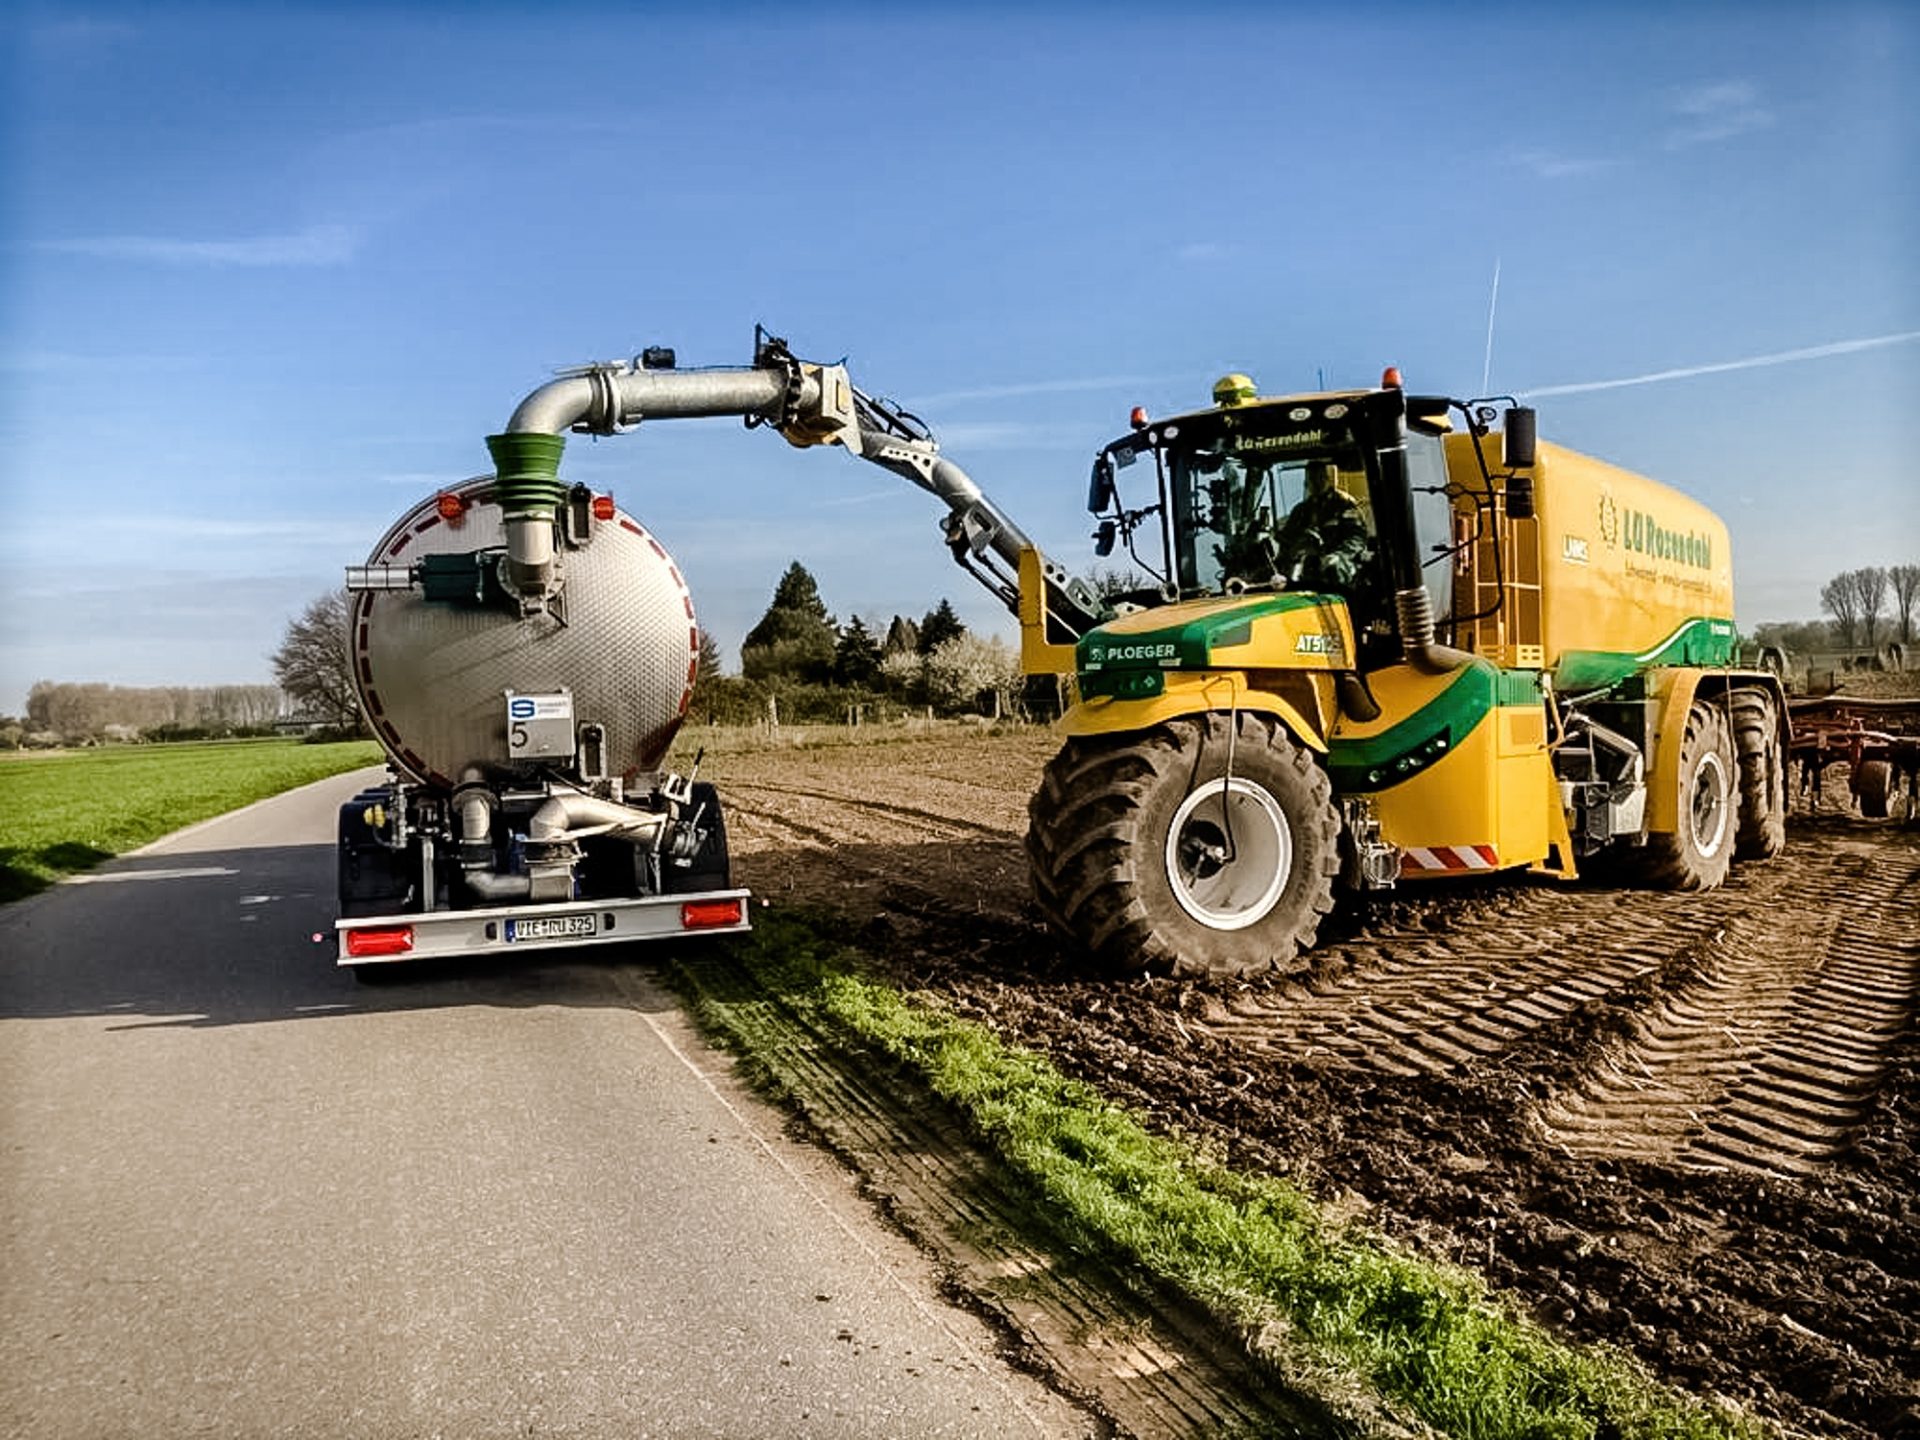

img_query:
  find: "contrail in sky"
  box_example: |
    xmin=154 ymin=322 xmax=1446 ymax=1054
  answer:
xmin=1518 ymin=330 xmax=1920 ymax=398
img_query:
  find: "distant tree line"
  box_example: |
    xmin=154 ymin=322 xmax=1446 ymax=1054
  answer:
xmin=3 ymin=682 xmax=289 ymax=749
xmin=5 ymin=589 xmax=369 ymax=749
xmin=690 ymin=560 xmax=1037 ymax=726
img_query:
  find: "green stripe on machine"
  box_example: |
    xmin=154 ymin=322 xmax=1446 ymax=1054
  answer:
xmin=1326 ymin=662 xmax=1538 ymax=794
xmin=1553 ymin=616 xmax=1738 ymax=694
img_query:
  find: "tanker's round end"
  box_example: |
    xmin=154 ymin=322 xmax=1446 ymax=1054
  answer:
xmin=485 ymin=431 xmax=569 ymax=516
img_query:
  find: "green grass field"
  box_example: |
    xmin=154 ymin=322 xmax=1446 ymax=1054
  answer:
xmin=0 ymin=738 xmax=382 ymax=902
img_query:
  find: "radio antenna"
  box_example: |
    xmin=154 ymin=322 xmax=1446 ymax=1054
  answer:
xmin=1481 ymin=257 xmax=1502 ymax=395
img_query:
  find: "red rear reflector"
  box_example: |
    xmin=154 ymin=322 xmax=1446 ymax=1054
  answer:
xmin=681 ymin=899 xmax=743 ymax=930
xmin=345 ymin=926 xmax=415 ymax=958
xmin=435 ymin=492 xmax=468 ymax=520
xmin=591 ymin=494 xmax=616 ymax=521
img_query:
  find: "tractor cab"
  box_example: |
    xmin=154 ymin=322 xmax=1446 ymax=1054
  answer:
xmin=1087 ymin=376 xmax=1455 ymax=672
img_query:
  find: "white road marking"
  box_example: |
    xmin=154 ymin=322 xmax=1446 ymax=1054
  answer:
xmin=61 ymin=866 xmax=239 ymax=885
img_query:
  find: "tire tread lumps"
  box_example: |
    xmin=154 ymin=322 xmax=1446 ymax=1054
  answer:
xmin=1638 ymin=700 xmax=1736 ymax=891
xmin=1025 ymin=714 xmax=1340 ymax=978
xmin=1729 ymin=687 xmax=1787 ymax=860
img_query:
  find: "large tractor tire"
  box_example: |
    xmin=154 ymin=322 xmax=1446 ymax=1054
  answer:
xmin=1637 ymin=701 xmax=1736 ymax=890
xmin=1729 ymin=687 xmax=1787 ymax=860
xmin=1024 ymin=712 xmax=1340 ymax=978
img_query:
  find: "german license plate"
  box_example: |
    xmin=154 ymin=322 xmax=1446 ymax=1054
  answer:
xmin=506 ymin=913 xmax=597 ymax=942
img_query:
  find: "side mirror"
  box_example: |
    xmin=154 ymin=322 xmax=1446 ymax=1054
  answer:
xmin=1093 ymin=519 xmax=1117 ymax=557
xmin=1503 ymin=406 xmax=1537 ymax=468
xmin=1406 ymin=395 xmax=1452 ymax=436
xmin=1087 ymin=454 xmax=1116 ymax=513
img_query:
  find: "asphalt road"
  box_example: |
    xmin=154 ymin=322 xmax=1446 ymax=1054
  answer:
xmin=0 ymin=769 xmax=1096 ymax=1439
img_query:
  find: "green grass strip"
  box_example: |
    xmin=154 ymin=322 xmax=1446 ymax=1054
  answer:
xmin=685 ymin=914 xmax=1765 ymax=1440
xmin=0 ymin=738 xmax=382 ymax=901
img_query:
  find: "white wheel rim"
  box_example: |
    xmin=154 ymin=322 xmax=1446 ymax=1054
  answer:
xmin=1165 ymin=778 xmax=1292 ymax=930
xmin=1691 ymin=751 xmax=1730 ymax=858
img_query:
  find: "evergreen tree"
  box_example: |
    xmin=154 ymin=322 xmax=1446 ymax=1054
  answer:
xmin=688 ymin=629 xmax=725 ymax=716
xmin=881 ymin=614 xmax=920 ymax=657
xmin=741 ymin=561 xmax=838 ymax=682
xmin=916 ymin=598 xmax=965 ymax=655
xmin=833 ymin=615 xmax=884 ymax=688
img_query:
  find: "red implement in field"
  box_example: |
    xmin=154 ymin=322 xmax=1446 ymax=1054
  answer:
xmin=1788 ymin=694 xmax=1920 ymax=819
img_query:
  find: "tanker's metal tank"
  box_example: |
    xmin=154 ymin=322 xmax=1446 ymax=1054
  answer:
xmin=348 ymin=478 xmax=698 ymax=788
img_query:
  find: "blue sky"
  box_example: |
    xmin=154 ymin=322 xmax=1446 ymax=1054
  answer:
xmin=5 ymin=2 xmax=1916 ymax=713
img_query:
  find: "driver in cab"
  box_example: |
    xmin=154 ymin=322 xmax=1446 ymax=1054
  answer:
xmin=1274 ymin=460 xmax=1375 ymax=595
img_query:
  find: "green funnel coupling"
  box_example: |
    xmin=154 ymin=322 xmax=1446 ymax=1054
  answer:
xmin=485 ymin=432 xmax=569 ymax=517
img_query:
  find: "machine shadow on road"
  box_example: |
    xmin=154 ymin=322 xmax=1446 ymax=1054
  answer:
xmin=0 ymin=841 xmax=713 ymax=1030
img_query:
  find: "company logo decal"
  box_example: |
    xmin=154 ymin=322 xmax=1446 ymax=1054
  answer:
xmin=1085 ymin=642 xmax=1178 ymax=668
xmin=1231 ymin=429 xmax=1326 ymax=454
xmin=1597 ymin=492 xmax=1620 ymax=546
xmin=1596 ymin=489 xmax=1710 ymax=569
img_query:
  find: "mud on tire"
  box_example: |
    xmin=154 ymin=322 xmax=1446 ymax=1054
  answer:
xmin=1729 ymin=687 xmax=1787 ymax=860
xmin=1636 ymin=700 xmax=1736 ymax=890
xmin=1024 ymin=713 xmax=1340 ymax=978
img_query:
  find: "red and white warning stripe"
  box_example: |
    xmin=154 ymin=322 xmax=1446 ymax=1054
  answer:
xmin=1401 ymin=844 xmax=1500 ymax=873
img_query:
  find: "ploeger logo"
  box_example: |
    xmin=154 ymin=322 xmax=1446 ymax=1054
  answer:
xmin=1096 ymin=642 xmax=1178 ymax=662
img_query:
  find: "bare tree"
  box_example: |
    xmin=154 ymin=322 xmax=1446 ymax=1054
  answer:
xmin=1891 ymin=563 xmax=1920 ymax=644
xmin=1845 ymin=566 xmax=1888 ymax=648
xmin=272 ymin=590 xmax=365 ymax=732
xmin=1820 ymin=574 xmax=1860 ymax=648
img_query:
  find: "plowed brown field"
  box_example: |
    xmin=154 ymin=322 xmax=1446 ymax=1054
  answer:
xmin=698 ymin=724 xmax=1919 ymax=1439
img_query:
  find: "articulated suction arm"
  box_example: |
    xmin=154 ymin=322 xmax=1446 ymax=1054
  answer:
xmin=483 ymin=333 xmax=1103 ymax=640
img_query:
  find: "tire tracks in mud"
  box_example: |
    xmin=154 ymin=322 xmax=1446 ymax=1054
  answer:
xmin=1539 ymin=845 xmax=1920 ymax=1175
xmin=1194 ymin=836 xmax=1920 ymax=1176
xmin=1189 ymin=882 xmax=1718 ymax=1077
xmin=722 ymin=779 xmax=1015 ymax=844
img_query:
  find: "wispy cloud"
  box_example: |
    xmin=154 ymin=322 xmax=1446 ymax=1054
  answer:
xmin=32 ymin=18 xmax=138 ymax=48
xmin=374 ymin=470 xmax=488 ymax=489
xmin=933 ymin=421 xmax=1094 ymax=452
xmin=1518 ymin=330 xmax=1920 ymax=398
xmin=906 ymin=374 xmax=1190 ymax=408
xmin=44 ymin=224 xmax=361 ymax=268
xmin=1665 ymin=80 xmax=1772 ymax=148
xmin=45 ymin=514 xmax=375 ymax=547
xmin=1510 ymin=148 xmax=1616 ymax=180
xmin=0 ymin=349 xmax=197 ymax=373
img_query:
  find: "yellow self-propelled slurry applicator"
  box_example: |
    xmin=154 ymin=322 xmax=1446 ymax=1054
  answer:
xmin=335 ymin=331 xmax=1787 ymax=978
